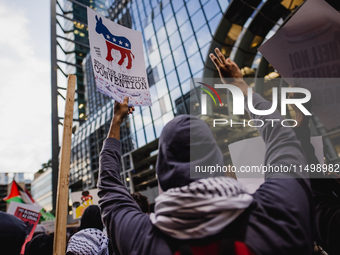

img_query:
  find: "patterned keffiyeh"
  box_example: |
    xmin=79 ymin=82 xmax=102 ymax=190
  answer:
xmin=150 ymin=177 xmax=253 ymax=239
xmin=67 ymin=228 xmax=109 ymax=255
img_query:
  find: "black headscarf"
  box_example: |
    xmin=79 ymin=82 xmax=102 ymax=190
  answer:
xmin=79 ymin=205 xmax=103 ymax=231
xmin=156 ymin=115 xmax=224 ymax=192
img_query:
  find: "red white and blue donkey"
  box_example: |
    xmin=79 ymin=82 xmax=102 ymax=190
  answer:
xmin=95 ymin=15 xmax=135 ymax=69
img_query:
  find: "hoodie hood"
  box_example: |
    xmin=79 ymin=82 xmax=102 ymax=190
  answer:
xmin=80 ymin=205 xmax=103 ymax=231
xmin=156 ymin=115 xmax=224 ymax=192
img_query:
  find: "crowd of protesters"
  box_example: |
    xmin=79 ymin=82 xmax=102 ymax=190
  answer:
xmin=0 ymin=192 xmax=150 ymax=255
xmin=2 ymin=47 xmax=340 ymax=255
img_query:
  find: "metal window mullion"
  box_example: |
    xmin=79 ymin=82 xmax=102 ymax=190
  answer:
xmin=56 ymin=35 xmax=90 ymax=48
xmin=66 ymin=0 xmax=88 ymax=9
xmin=158 ymin=2 xmax=179 ymax=114
xmin=149 ymin=2 xmax=177 ymax=116
xmin=179 ymin=1 xmax=202 ymax=110
xmin=132 ymin=0 xmax=150 ymax=145
xmin=57 ymin=41 xmax=75 ymax=55
xmin=169 ymin=2 xmax=195 ymax=114
xmin=57 ymin=59 xmax=83 ymax=68
xmin=56 ymin=13 xmax=88 ymax=27
xmin=197 ymin=0 xmax=213 ymax=64
xmin=131 ymin=114 xmax=139 ymax=148
xmin=135 ymin=0 xmax=151 ymax=66
xmin=51 ymin=0 xmax=59 ymax=212
xmin=214 ymin=0 xmax=223 ymax=14
xmin=57 ymin=65 xmax=68 ymax=78
xmin=56 ymin=19 xmax=74 ymax=34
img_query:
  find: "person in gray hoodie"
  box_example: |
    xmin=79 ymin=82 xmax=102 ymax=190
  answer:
xmin=97 ymin=48 xmax=314 ymax=255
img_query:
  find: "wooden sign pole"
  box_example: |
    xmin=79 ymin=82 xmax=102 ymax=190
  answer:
xmin=53 ymin=75 xmax=76 ymax=255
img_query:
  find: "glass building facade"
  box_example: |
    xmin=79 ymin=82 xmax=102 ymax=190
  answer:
xmin=31 ymin=169 xmax=53 ymax=212
xmin=63 ymin=0 xmax=107 ymax=120
xmin=68 ymin=0 xmax=340 ymax=202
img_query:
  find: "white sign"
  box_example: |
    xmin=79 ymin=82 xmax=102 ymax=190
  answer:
xmin=87 ymin=7 xmax=152 ymax=106
xmin=229 ymin=136 xmax=324 ymax=193
xmin=41 ymin=220 xmax=55 ymax=234
xmin=7 ymin=201 xmax=42 ymax=215
xmin=258 ymin=0 xmax=340 ymax=129
xmin=70 ymin=188 xmax=99 ymax=219
xmin=7 ymin=202 xmax=42 ymax=253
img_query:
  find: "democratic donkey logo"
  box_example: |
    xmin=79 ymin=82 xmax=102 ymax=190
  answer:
xmin=95 ymin=16 xmax=135 ymax=69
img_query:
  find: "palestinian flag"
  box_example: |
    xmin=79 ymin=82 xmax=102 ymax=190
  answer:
xmin=3 ymin=180 xmax=35 ymax=204
xmin=3 ymin=180 xmax=55 ymax=221
xmin=40 ymin=209 xmax=55 ymax=221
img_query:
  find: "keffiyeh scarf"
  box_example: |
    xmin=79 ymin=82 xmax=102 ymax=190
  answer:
xmin=67 ymin=228 xmax=109 ymax=255
xmin=150 ymin=177 xmax=253 ymax=239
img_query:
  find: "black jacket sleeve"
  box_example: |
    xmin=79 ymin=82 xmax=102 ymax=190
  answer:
xmin=294 ymin=127 xmax=340 ymax=255
xmin=312 ymin=177 xmax=340 ymax=255
xmin=244 ymin=93 xmax=314 ymax=255
xmin=97 ymin=138 xmax=174 ymax=255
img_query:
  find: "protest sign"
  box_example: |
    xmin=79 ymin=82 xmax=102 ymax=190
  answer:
xmin=87 ymin=7 xmax=152 ymax=106
xmin=70 ymin=188 xmax=99 ymax=219
xmin=7 ymin=202 xmax=41 ymax=254
xmin=258 ymin=0 xmax=340 ymax=129
xmin=41 ymin=220 xmax=55 ymax=234
xmin=229 ymin=136 xmax=324 ymax=193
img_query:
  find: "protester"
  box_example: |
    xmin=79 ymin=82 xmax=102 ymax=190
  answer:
xmin=66 ymin=205 xmax=110 ymax=255
xmin=66 ymin=228 xmax=109 ymax=255
xmin=0 ymin=211 xmax=27 ymax=255
xmin=97 ymin=48 xmax=314 ymax=255
xmin=79 ymin=205 xmax=104 ymax=231
xmin=312 ymin=176 xmax=340 ymax=255
xmin=290 ymin=93 xmax=340 ymax=255
xmin=131 ymin=192 xmax=150 ymax=214
xmin=24 ymin=233 xmax=53 ymax=255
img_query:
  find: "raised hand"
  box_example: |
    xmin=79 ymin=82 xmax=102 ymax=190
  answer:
xmin=209 ymin=48 xmax=243 ymax=82
xmin=209 ymin=48 xmax=249 ymax=96
xmin=113 ymin=97 xmax=135 ymax=124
